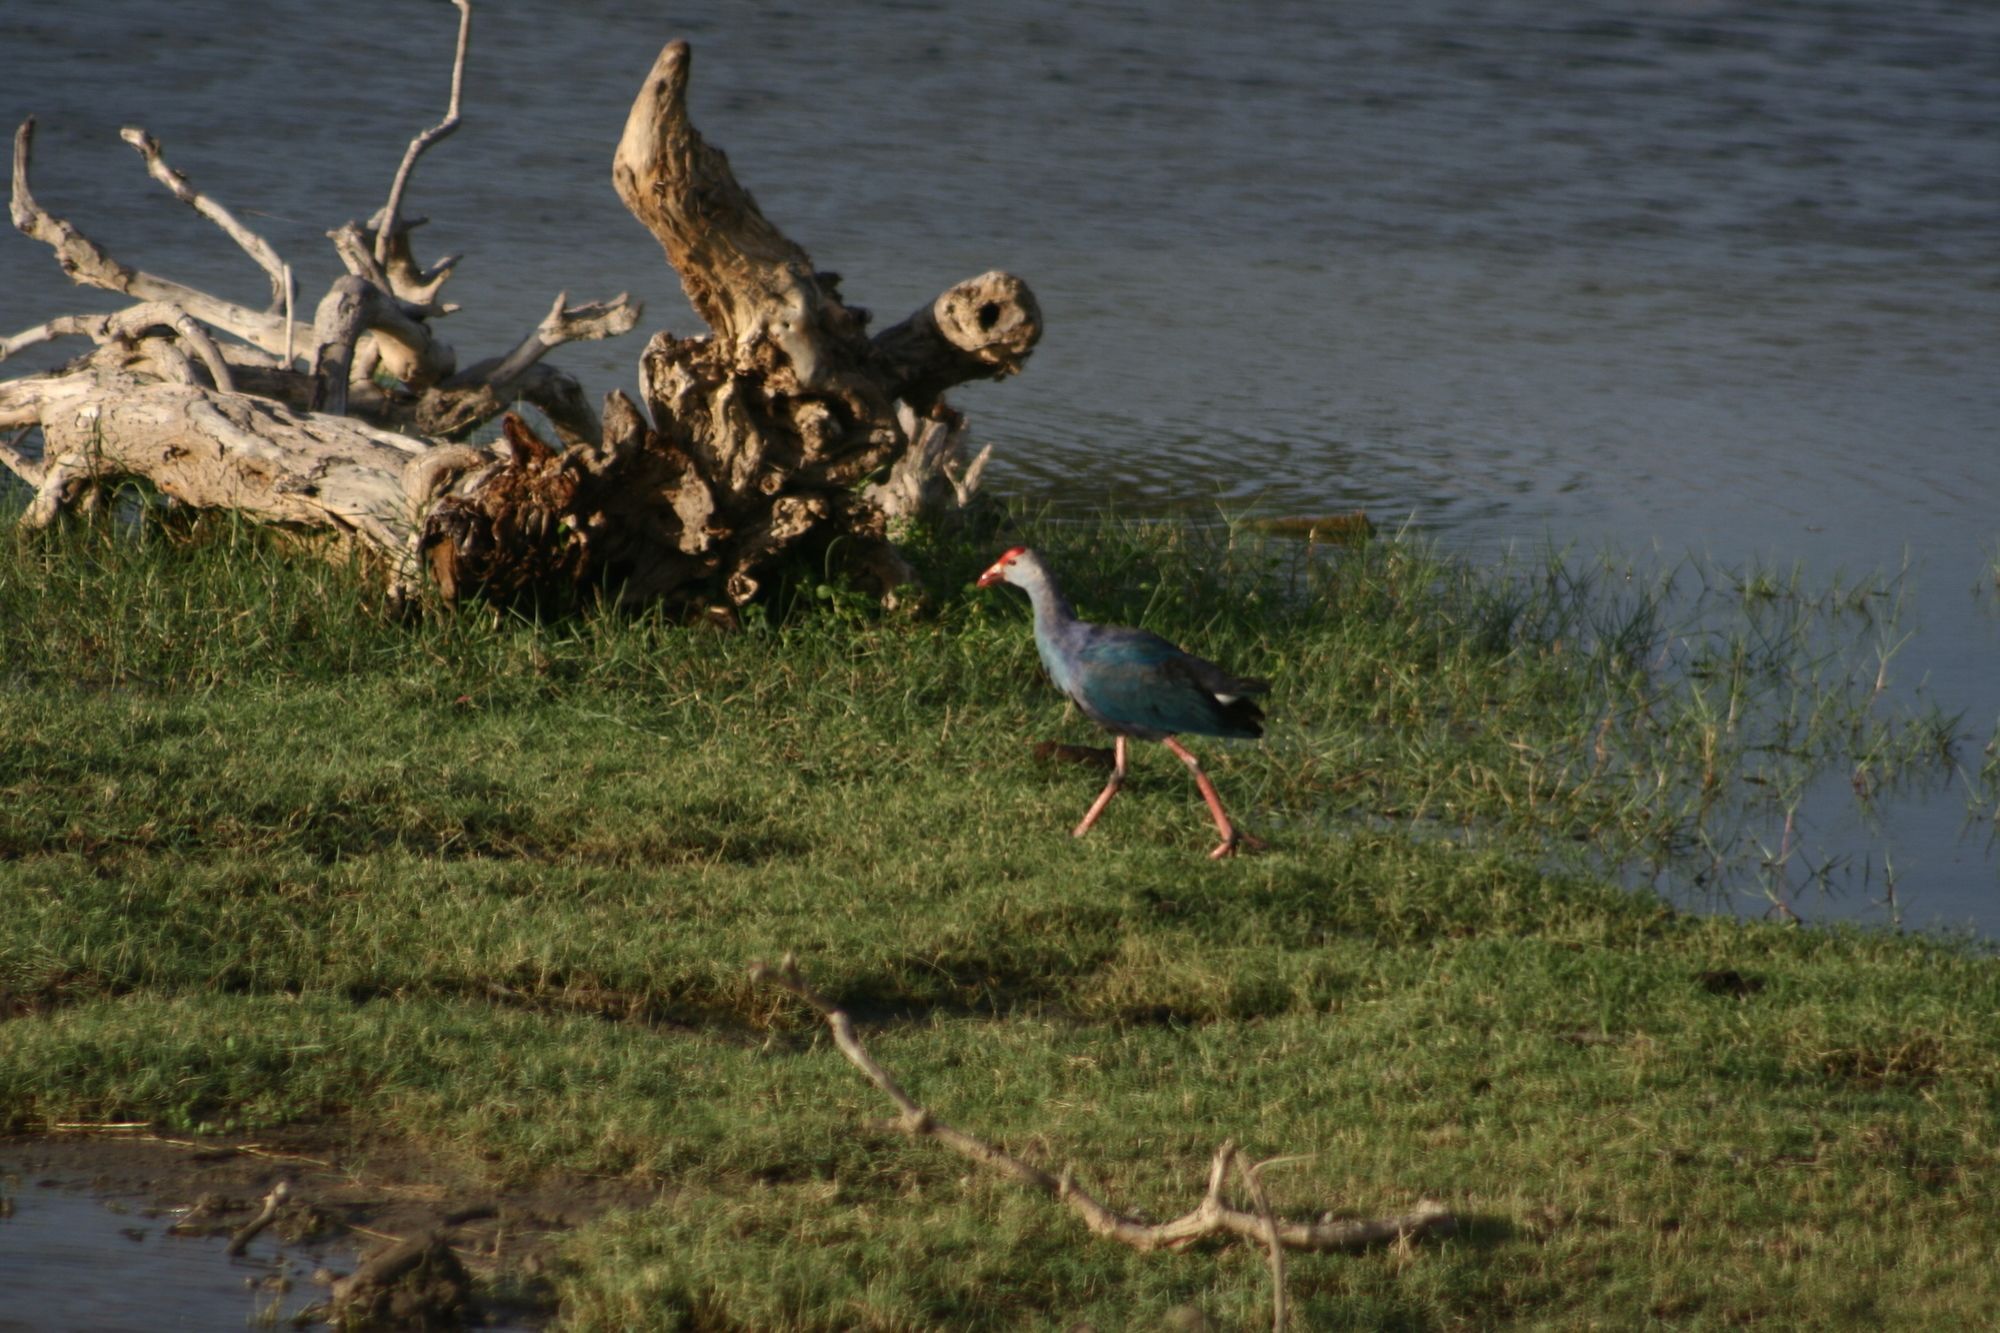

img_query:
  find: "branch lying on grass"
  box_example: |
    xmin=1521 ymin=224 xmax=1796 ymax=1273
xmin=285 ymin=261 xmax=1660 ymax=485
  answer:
xmin=1238 ymin=1150 xmax=1289 ymax=1333
xmin=750 ymin=955 xmax=1458 ymax=1272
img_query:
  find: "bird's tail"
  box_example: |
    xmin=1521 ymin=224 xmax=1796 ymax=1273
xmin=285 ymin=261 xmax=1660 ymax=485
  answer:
xmin=1216 ymin=694 xmax=1266 ymax=738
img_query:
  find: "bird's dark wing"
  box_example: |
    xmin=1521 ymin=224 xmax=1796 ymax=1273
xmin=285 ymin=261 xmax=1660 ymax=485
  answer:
xmin=1065 ymin=625 xmax=1267 ymax=740
xmin=1167 ymin=651 xmax=1269 ymax=701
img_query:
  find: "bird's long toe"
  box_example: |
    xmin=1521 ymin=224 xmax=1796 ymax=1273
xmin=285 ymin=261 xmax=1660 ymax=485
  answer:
xmin=1208 ymin=830 xmax=1267 ymax=859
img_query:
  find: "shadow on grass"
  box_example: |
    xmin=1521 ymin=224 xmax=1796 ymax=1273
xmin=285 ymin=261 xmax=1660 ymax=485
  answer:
xmin=1447 ymin=1212 xmax=1518 ymax=1250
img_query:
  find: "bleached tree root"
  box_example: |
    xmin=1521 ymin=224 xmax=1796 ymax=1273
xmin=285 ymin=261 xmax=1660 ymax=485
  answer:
xmin=750 ymin=955 xmax=1457 ymax=1325
xmin=1 ymin=15 xmax=1037 ymax=611
xmin=603 ymin=38 xmax=1042 ymax=607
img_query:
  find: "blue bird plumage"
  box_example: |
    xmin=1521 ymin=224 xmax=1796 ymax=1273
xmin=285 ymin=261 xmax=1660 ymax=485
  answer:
xmin=1063 ymin=629 xmax=1268 ymax=741
xmin=978 ymin=546 xmax=1269 ymax=858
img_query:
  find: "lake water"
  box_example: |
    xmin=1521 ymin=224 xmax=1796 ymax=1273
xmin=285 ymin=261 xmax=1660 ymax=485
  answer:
xmin=1 ymin=1 xmax=1994 ymax=931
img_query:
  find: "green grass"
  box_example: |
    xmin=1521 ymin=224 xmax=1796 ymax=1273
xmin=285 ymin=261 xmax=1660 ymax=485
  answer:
xmin=3 ymin=501 xmax=1997 ymax=1329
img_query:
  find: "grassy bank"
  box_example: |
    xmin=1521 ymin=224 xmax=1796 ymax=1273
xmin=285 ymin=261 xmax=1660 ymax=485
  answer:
xmin=3 ymin=505 xmax=1996 ymax=1329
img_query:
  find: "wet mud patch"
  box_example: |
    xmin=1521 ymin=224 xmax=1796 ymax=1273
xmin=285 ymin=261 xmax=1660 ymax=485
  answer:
xmin=0 ymin=1124 xmax=662 ymax=1329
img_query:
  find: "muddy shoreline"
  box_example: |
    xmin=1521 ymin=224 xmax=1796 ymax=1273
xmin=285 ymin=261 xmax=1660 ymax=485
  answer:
xmin=1 ymin=1123 xmax=662 ymax=1328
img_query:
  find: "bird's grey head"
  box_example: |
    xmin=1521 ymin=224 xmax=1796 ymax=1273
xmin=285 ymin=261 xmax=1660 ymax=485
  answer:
xmin=976 ymin=545 xmax=1045 ymax=590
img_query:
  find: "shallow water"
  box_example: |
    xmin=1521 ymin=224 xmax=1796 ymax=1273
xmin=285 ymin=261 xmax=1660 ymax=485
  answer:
xmin=0 ymin=1178 xmax=335 ymax=1332
xmin=1 ymin=1 xmax=1994 ymax=930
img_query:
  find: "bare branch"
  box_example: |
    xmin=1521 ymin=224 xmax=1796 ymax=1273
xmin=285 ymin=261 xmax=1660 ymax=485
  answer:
xmin=389 ymin=243 xmax=461 ymax=307
xmin=225 ymin=1181 xmax=289 ymax=1258
xmin=380 ymin=296 xmax=636 ymax=449
xmin=749 ymin=956 xmax=1459 ymax=1260
xmin=2 ymin=313 xmax=115 ymax=362
xmin=11 ymin=118 xmax=307 ymax=357
xmin=138 ymin=334 xmax=198 ymax=387
xmin=1 ymin=302 xmax=234 ymax=392
xmin=477 ymin=290 xmax=642 ymax=387
xmin=158 ymin=305 xmax=235 ymax=394
xmin=309 ymin=274 xmax=456 ymax=414
xmin=12 ymin=118 xmax=133 ymax=288
xmin=612 ymin=41 xmax=811 ymax=349
xmin=309 ymin=276 xmax=370 ymax=416
xmin=373 ymin=219 xmax=462 ymax=307
xmin=402 ymin=444 xmax=493 ymax=508
xmin=22 ymin=455 xmax=91 ymax=529
xmin=1237 ymin=1152 xmax=1289 ymax=1332
xmin=866 ymin=408 xmax=994 ymax=526
xmin=119 ymin=127 xmax=290 ymax=312
xmin=0 ymin=423 xmax=45 ymax=486
xmin=330 ymin=221 xmax=398 ymax=294
xmin=375 ymin=0 xmax=472 ymax=267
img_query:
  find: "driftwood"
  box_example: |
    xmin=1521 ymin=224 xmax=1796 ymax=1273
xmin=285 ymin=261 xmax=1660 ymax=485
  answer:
xmin=0 ymin=8 xmax=1038 ymax=610
xmin=223 ymin=1179 xmax=289 ymax=1258
xmin=750 ymin=956 xmax=1457 ymax=1327
xmin=326 ymin=1230 xmax=476 ymax=1329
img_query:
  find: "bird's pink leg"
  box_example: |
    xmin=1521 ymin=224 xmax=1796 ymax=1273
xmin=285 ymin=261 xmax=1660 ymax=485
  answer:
xmin=1161 ymin=736 xmax=1265 ymax=859
xmin=1072 ymin=735 xmax=1128 ymax=838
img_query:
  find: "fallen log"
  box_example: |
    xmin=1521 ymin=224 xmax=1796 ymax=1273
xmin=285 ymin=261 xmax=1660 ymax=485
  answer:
xmin=327 ymin=1230 xmax=477 ymax=1330
xmin=0 ymin=6 xmax=1038 ymax=612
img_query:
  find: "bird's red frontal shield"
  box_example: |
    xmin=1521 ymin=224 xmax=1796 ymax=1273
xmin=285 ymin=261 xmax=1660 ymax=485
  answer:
xmin=976 ymin=546 xmax=1030 ymax=587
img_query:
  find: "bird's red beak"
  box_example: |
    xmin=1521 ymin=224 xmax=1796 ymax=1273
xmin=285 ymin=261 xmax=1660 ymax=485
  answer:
xmin=976 ymin=546 xmax=1028 ymax=588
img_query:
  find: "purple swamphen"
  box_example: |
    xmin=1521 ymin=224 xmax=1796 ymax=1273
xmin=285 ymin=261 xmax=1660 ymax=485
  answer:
xmin=977 ymin=546 xmax=1269 ymax=858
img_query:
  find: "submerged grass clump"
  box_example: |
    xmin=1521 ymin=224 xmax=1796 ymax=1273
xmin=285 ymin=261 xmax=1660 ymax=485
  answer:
xmin=3 ymin=501 xmax=1997 ymax=1328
